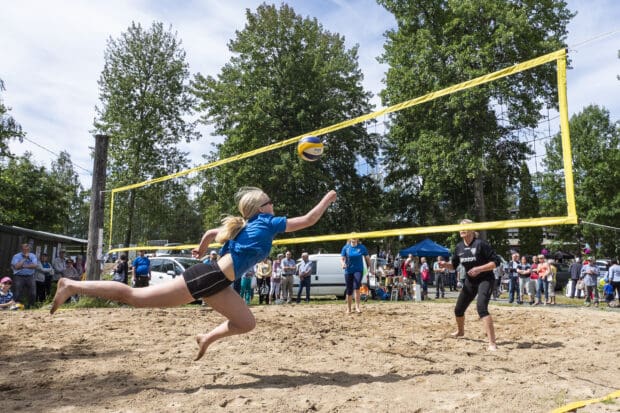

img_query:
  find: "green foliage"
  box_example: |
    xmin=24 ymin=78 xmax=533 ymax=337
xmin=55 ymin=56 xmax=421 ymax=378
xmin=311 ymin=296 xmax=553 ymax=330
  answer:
xmin=191 ymin=4 xmax=381 ymax=254
xmin=377 ymin=0 xmax=572 ymax=246
xmin=0 ymin=154 xmax=67 ymax=230
xmin=1 ymin=81 xmax=87 ymax=236
xmin=517 ymin=162 xmax=543 ymax=254
xmin=0 ymin=79 xmax=24 ymax=158
xmin=50 ymin=151 xmax=89 ymax=238
xmin=94 ymin=21 xmax=201 ymax=246
xmin=539 ymin=105 xmax=620 ymax=257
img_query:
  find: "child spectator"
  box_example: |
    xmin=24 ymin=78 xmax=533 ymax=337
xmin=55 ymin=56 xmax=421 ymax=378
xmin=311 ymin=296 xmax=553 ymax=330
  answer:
xmin=603 ymin=282 xmax=615 ymax=307
xmin=0 ymin=277 xmax=17 ymax=310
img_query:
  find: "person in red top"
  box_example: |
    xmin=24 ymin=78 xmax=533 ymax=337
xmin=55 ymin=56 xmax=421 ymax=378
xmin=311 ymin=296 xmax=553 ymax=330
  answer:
xmin=530 ymin=255 xmax=540 ymax=305
xmin=402 ymin=254 xmax=414 ymax=283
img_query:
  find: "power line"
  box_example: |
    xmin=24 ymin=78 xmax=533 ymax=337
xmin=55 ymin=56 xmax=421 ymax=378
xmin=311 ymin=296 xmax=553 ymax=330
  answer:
xmin=581 ymin=221 xmax=620 ymax=232
xmin=569 ymin=29 xmax=620 ymax=51
xmin=21 ymin=136 xmax=93 ymax=175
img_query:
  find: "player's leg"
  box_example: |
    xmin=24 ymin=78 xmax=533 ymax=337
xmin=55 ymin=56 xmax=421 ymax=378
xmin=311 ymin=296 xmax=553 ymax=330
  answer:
xmin=353 ymin=271 xmax=363 ymax=312
xmin=453 ymin=279 xmax=475 ymax=337
xmin=195 ymin=286 xmax=255 ymax=360
xmin=344 ymin=273 xmax=353 ymax=313
xmin=51 ymin=276 xmax=194 ymax=314
xmin=475 ymin=279 xmax=497 ymax=351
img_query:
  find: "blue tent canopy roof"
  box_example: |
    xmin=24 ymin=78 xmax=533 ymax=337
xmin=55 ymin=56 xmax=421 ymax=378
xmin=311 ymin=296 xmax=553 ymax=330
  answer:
xmin=399 ymin=238 xmax=450 ymax=257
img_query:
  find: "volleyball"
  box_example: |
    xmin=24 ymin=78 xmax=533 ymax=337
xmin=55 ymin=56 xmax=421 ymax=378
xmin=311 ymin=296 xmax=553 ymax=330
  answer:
xmin=297 ymin=136 xmax=324 ymax=162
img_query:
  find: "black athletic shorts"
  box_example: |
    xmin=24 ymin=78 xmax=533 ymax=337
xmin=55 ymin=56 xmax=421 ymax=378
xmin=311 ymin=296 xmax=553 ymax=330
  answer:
xmin=182 ymin=262 xmax=232 ymax=299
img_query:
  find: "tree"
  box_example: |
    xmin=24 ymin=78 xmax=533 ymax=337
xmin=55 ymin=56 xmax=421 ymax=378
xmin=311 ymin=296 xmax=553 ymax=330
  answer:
xmin=0 ymin=154 xmax=67 ymax=230
xmin=191 ymin=4 xmax=381 ymax=253
xmin=50 ymin=151 xmax=89 ymax=238
xmin=516 ymin=162 xmax=542 ymax=254
xmin=377 ymin=0 xmax=573 ymax=245
xmin=539 ymin=105 xmax=620 ymax=257
xmin=0 ymin=79 xmax=24 ymax=158
xmin=0 ymin=82 xmax=90 ymax=237
xmin=93 ymin=21 xmax=200 ymax=247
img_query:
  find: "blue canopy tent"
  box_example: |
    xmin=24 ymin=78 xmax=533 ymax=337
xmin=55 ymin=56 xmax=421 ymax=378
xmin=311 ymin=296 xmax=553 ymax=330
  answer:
xmin=399 ymin=238 xmax=450 ymax=258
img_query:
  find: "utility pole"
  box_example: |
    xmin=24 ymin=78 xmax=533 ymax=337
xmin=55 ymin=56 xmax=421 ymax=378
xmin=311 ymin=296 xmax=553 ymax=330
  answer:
xmin=86 ymin=134 xmax=109 ymax=280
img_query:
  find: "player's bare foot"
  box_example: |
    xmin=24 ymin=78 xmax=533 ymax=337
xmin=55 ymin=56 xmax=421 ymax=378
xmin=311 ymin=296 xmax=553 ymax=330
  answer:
xmin=355 ymin=308 xmax=362 ymax=314
xmin=488 ymin=343 xmax=498 ymax=351
xmin=50 ymin=278 xmax=72 ymax=315
xmin=195 ymin=334 xmax=211 ymax=361
xmin=450 ymin=331 xmax=464 ymax=338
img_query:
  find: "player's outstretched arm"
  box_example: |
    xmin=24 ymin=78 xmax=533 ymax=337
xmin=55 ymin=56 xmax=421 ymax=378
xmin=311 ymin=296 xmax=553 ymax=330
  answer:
xmin=285 ymin=190 xmax=337 ymax=233
xmin=193 ymin=227 xmax=221 ymax=259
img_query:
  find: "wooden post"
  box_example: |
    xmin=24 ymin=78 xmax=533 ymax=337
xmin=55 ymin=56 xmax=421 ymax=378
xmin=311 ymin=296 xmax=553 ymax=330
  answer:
xmin=86 ymin=134 xmax=109 ymax=280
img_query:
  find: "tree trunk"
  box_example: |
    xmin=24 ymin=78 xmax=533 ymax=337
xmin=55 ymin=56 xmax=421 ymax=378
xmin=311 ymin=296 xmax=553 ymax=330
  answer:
xmin=86 ymin=134 xmax=109 ymax=280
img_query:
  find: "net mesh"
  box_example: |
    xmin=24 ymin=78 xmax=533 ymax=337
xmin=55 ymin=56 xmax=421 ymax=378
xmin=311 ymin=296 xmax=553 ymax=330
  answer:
xmin=107 ymin=49 xmax=576 ymax=255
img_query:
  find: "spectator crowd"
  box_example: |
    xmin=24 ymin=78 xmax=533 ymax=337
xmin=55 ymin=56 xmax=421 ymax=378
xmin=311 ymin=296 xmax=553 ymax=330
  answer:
xmin=3 ymin=242 xmax=619 ymax=310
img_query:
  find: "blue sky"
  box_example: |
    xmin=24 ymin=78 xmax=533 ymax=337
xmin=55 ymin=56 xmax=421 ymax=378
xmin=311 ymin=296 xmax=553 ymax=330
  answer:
xmin=1 ymin=0 xmax=618 ymax=187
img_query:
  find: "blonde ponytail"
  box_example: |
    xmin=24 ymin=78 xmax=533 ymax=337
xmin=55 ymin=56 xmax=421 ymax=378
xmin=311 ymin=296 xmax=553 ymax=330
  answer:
xmin=215 ymin=187 xmax=269 ymax=243
xmin=216 ymin=216 xmax=246 ymax=243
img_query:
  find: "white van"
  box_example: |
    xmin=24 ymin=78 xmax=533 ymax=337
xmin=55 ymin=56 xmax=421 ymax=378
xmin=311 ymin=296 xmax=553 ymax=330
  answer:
xmin=293 ymin=254 xmax=345 ymax=298
xmin=293 ymin=253 xmax=378 ymax=298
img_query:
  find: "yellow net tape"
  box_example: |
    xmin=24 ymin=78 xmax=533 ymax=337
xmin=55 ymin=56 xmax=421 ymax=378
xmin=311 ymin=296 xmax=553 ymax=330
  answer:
xmin=108 ymin=216 xmax=576 ymax=254
xmin=550 ymin=389 xmax=620 ymax=413
xmin=108 ymin=48 xmax=577 ymax=250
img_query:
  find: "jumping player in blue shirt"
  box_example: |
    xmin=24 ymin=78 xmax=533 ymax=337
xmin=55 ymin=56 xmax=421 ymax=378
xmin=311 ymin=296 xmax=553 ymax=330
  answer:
xmin=52 ymin=187 xmax=337 ymax=360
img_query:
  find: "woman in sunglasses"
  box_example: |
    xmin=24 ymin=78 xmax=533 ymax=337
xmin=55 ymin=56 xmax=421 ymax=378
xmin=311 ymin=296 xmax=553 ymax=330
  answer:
xmin=52 ymin=187 xmax=336 ymax=360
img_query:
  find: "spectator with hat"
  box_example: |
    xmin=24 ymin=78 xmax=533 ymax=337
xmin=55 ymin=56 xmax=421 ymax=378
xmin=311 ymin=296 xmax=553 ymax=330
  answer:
xmin=62 ymin=258 xmax=81 ymax=281
xmin=60 ymin=257 xmax=81 ymax=304
xmin=203 ymin=250 xmax=219 ymax=264
xmin=255 ymin=256 xmax=272 ymax=304
xmin=0 ymin=277 xmax=17 ymax=310
xmin=10 ymin=243 xmax=38 ymax=309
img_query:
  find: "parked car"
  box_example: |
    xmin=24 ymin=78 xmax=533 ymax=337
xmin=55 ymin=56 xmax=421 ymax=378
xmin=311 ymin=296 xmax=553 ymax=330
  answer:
xmin=148 ymin=256 xmax=201 ymax=286
xmin=595 ymin=259 xmax=611 ymax=282
xmin=155 ymin=243 xmax=193 ymax=257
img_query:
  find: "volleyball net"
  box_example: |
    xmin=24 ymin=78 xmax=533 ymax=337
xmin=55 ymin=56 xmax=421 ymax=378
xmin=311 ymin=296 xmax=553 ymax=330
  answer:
xmin=107 ymin=48 xmax=576 ymax=254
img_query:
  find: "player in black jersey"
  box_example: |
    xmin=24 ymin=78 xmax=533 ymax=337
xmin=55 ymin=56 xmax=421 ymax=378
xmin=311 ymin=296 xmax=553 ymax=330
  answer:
xmin=439 ymin=219 xmax=501 ymax=351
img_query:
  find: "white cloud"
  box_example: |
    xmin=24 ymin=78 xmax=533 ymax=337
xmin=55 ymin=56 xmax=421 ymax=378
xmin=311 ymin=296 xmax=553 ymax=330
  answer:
xmin=565 ymin=0 xmax=620 ymax=116
xmin=1 ymin=0 xmax=618 ymax=188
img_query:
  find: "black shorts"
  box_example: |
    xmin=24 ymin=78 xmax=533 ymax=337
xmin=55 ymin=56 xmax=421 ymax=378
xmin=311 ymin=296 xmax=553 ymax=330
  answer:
xmin=182 ymin=262 xmax=232 ymax=299
xmin=454 ymin=276 xmax=494 ymax=318
xmin=133 ymin=276 xmax=150 ymax=288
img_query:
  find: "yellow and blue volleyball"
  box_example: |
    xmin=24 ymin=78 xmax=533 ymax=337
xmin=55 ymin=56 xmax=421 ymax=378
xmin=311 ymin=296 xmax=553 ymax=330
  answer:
xmin=297 ymin=136 xmax=324 ymax=162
